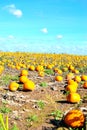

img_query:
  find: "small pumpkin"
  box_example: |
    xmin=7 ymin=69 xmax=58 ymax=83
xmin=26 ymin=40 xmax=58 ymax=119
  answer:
xmin=23 ymin=80 xmax=35 ymax=91
xmin=66 ymin=92 xmax=81 ymax=103
xmin=29 ymin=65 xmax=35 ymax=71
xmin=83 ymin=82 xmax=87 ymax=89
xmin=38 ymin=71 xmax=44 ymax=77
xmin=55 ymin=75 xmax=63 ymax=82
xmin=81 ymin=75 xmax=87 ymax=81
xmin=20 ymin=69 xmax=28 ymax=76
xmin=35 ymin=65 xmax=44 ymax=71
xmin=68 ymin=65 xmax=74 ymax=71
xmin=74 ymin=75 xmax=81 ymax=83
xmin=9 ymin=82 xmax=19 ymax=91
xmin=64 ymin=109 xmax=85 ymax=128
xmin=72 ymin=69 xmax=79 ymax=74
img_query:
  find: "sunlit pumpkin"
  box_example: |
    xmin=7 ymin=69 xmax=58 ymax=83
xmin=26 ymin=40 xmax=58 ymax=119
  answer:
xmin=64 ymin=109 xmax=85 ymax=128
xmin=0 ymin=65 xmax=4 ymax=75
xmin=47 ymin=64 xmax=53 ymax=69
xmin=67 ymin=92 xmax=81 ymax=103
xmin=72 ymin=69 xmax=79 ymax=74
xmin=68 ymin=79 xmax=75 ymax=84
xmin=20 ymin=69 xmax=28 ymax=76
xmin=62 ymin=67 xmax=68 ymax=72
xmin=55 ymin=75 xmax=63 ymax=82
xmin=74 ymin=75 xmax=81 ymax=83
xmin=9 ymin=82 xmax=19 ymax=91
xmin=19 ymin=75 xmax=28 ymax=83
xmin=81 ymin=75 xmax=87 ymax=81
xmin=35 ymin=65 xmax=44 ymax=71
xmin=68 ymin=80 xmax=78 ymax=87
xmin=16 ymin=65 xmax=20 ymax=70
xmin=65 ymin=84 xmax=77 ymax=93
xmin=56 ymin=69 xmax=62 ymax=75
xmin=68 ymin=65 xmax=74 ymax=71
xmin=29 ymin=65 xmax=35 ymax=71
xmin=23 ymin=80 xmax=35 ymax=90
xmin=38 ymin=71 xmax=44 ymax=77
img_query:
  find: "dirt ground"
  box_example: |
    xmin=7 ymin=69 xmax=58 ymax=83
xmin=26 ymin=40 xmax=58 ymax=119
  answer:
xmin=0 ymin=67 xmax=87 ymax=130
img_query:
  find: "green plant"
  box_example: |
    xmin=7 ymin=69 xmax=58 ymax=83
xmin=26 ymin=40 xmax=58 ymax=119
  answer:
xmin=1 ymin=75 xmax=11 ymax=85
xmin=39 ymin=82 xmax=47 ymax=87
xmin=0 ymin=113 xmax=9 ymax=130
xmin=26 ymin=114 xmax=38 ymax=127
xmin=0 ymin=113 xmax=19 ymax=130
xmin=37 ymin=100 xmax=45 ymax=109
xmin=69 ymin=127 xmax=85 ymax=130
xmin=1 ymin=74 xmax=19 ymax=85
xmin=10 ymin=124 xmax=19 ymax=130
xmin=11 ymin=75 xmax=19 ymax=81
xmin=50 ymin=110 xmax=63 ymax=120
xmin=0 ymin=105 xmax=11 ymax=114
xmin=44 ymin=69 xmax=54 ymax=75
xmin=27 ymin=114 xmax=38 ymax=122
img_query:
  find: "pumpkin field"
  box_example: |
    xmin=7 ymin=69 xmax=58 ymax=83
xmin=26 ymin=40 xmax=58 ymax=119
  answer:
xmin=0 ymin=51 xmax=87 ymax=130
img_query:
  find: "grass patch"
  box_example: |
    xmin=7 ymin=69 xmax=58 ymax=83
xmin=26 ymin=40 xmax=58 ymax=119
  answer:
xmin=44 ymin=69 xmax=54 ymax=75
xmin=39 ymin=82 xmax=47 ymax=87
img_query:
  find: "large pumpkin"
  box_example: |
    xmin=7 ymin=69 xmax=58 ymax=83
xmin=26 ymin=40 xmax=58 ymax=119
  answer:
xmin=65 ymin=84 xmax=77 ymax=93
xmin=64 ymin=109 xmax=85 ymax=128
xmin=66 ymin=92 xmax=81 ymax=103
xmin=23 ymin=80 xmax=35 ymax=91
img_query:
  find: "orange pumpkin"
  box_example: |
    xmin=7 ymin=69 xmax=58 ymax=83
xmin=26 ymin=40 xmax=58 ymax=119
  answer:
xmin=55 ymin=75 xmax=63 ymax=82
xmin=64 ymin=109 xmax=85 ymax=128
xmin=68 ymin=65 xmax=74 ymax=71
xmin=65 ymin=84 xmax=77 ymax=93
xmin=68 ymin=79 xmax=75 ymax=84
xmin=68 ymin=80 xmax=78 ymax=87
xmin=83 ymin=82 xmax=87 ymax=89
xmin=23 ymin=80 xmax=35 ymax=91
xmin=29 ymin=65 xmax=35 ymax=71
xmin=72 ymin=69 xmax=79 ymax=74
xmin=74 ymin=75 xmax=81 ymax=83
xmin=38 ymin=71 xmax=44 ymax=77
xmin=20 ymin=69 xmax=28 ymax=76
xmin=81 ymin=75 xmax=87 ymax=81
xmin=9 ymin=82 xmax=19 ymax=91
xmin=35 ymin=65 xmax=44 ymax=71
xmin=67 ymin=92 xmax=81 ymax=103
xmin=19 ymin=75 xmax=28 ymax=83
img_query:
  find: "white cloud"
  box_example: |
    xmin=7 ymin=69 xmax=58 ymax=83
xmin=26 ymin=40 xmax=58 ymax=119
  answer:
xmin=41 ymin=28 xmax=48 ymax=33
xmin=8 ymin=35 xmax=14 ymax=39
xmin=3 ymin=4 xmax=22 ymax=18
xmin=57 ymin=35 xmax=63 ymax=39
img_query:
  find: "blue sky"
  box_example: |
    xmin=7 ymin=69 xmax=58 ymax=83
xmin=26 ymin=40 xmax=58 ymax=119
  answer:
xmin=0 ymin=0 xmax=87 ymax=55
